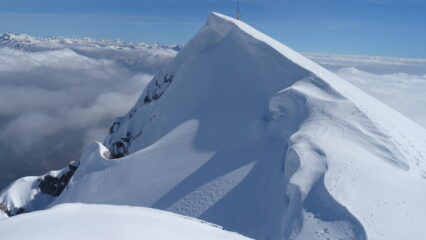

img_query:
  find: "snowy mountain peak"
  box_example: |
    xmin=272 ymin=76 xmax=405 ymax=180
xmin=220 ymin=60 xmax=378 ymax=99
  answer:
xmin=2 ymin=12 xmax=426 ymax=240
xmin=0 ymin=33 xmax=31 ymax=42
xmin=57 ymin=12 xmax=426 ymax=240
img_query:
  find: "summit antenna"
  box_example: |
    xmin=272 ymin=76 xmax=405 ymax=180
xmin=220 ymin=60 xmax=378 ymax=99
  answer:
xmin=236 ymin=1 xmax=241 ymax=20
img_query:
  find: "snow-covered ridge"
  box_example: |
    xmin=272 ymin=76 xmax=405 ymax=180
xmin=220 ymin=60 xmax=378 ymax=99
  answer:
xmin=0 ymin=142 xmax=110 ymax=217
xmin=48 ymin=12 xmax=426 ymax=240
xmin=2 ymin=12 xmax=426 ymax=240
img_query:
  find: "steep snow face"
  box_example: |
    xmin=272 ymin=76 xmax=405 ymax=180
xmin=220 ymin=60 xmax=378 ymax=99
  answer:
xmin=0 ymin=203 xmax=251 ymax=240
xmin=51 ymin=13 xmax=426 ymax=240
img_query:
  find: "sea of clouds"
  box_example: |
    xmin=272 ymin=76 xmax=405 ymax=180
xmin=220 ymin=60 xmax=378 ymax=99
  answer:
xmin=0 ymin=33 xmax=425 ymax=190
xmin=0 ymin=34 xmax=177 ymax=189
xmin=305 ymin=53 xmax=426 ymax=127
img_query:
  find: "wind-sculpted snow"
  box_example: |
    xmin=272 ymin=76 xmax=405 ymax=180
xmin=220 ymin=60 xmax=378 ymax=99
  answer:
xmin=0 ymin=33 xmax=178 ymax=189
xmin=47 ymin=12 xmax=426 ymax=240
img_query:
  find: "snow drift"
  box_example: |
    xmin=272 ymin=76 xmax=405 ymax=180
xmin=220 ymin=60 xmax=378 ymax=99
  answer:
xmin=2 ymin=12 xmax=426 ymax=240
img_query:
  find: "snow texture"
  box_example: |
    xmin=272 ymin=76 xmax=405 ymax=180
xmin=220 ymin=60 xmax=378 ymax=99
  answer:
xmin=0 ymin=203 xmax=251 ymax=240
xmin=43 ymin=12 xmax=426 ymax=240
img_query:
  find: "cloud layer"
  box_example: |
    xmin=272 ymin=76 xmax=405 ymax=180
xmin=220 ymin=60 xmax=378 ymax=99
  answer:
xmin=304 ymin=52 xmax=426 ymax=128
xmin=0 ymin=36 xmax=177 ymax=189
xmin=335 ymin=67 xmax=426 ymax=127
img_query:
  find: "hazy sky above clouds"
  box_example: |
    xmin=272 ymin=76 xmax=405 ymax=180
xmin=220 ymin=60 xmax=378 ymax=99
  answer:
xmin=0 ymin=0 xmax=425 ymax=58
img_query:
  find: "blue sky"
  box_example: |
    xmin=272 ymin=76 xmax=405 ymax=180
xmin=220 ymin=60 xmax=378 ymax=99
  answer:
xmin=1 ymin=0 xmax=425 ymax=58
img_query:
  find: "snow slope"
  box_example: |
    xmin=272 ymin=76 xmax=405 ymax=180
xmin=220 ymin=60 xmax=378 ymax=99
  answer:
xmin=24 ymin=12 xmax=426 ymax=239
xmin=0 ymin=203 xmax=251 ymax=240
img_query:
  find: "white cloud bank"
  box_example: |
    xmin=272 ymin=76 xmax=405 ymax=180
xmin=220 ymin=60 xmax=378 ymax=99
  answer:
xmin=0 ymin=34 xmax=177 ymax=189
xmin=335 ymin=67 xmax=426 ymax=127
xmin=304 ymin=52 xmax=426 ymax=128
xmin=0 ymin=48 xmax=151 ymax=149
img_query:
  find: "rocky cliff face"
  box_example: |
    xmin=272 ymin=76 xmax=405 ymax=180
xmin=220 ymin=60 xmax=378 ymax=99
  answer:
xmin=106 ymin=73 xmax=175 ymax=159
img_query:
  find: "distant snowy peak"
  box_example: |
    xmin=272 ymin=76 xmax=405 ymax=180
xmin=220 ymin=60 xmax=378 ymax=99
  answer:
xmin=0 ymin=32 xmax=180 ymax=73
xmin=0 ymin=32 xmax=181 ymax=51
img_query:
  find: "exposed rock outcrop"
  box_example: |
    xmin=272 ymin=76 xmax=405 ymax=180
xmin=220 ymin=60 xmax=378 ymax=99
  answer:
xmin=0 ymin=161 xmax=79 ymax=216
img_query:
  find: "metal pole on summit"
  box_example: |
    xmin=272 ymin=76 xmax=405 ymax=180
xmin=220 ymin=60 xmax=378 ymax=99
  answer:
xmin=236 ymin=1 xmax=241 ymax=20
